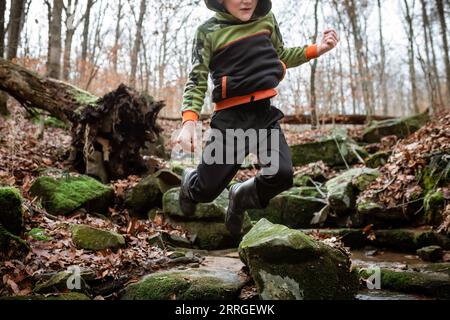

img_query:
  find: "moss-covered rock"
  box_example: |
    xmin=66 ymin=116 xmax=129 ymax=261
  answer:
xmin=370 ymin=229 xmax=450 ymax=252
xmin=356 ymin=200 xmax=410 ymax=228
xmin=163 ymin=187 xmax=229 ymax=221
xmin=33 ymin=270 xmax=91 ymax=294
xmin=363 ymin=112 xmax=430 ymax=143
xmin=326 ymin=168 xmax=379 ymax=215
xmin=417 ymin=246 xmax=444 ymax=262
xmin=423 ymin=189 xmax=446 ymax=226
xmin=247 ymin=187 xmax=327 ymax=229
xmin=0 ymin=292 xmax=91 ymax=300
xmin=121 ymin=268 xmax=247 ymax=300
xmin=166 ymin=217 xmax=252 ymax=250
xmin=365 ymin=151 xmax=390 ymax=169
xmin=29 ymin=175 xmax=114 ymax=216
xmin=290 ymin=137 xmax=368 ymax=167
xmin=125 ymin=174 xmax=163 ymax=218
xmin=359 ymin=267 xmax=450 ymax=299
xmin=71 ymin=224 xmax=125 ymax=251
xmin=0 ymin=224 xmax=29 ymax=257
xmin=0 ymin=187 xmax=24 ymax=235
xmin=238 ymin=219 xmax=359 ymax=300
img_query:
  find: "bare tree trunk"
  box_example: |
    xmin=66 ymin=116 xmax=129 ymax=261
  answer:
xmin=47 ymin=0 xmax=63 ymax=79
xmin=436 ymin=0 xmax=450 ymax=104
xmin=80 ymin=0 xmax=94 ymax=80
xmin=0 ymin=0 xmax=5 ymax=58
xmin=343 ymin=0 xmax=373 ymax=122
xmin=0 ymin=58 xmax=165 ymax=182
xmin=310 ymin=0 xmax=320 ymax=129
xmin=63 ymin=0 xmax=79 ymax=81
xmin=0 ymin=0 xmax=26 ymax=116
xmin=130 ymin=0 xmax=147 ymax=88
xmin=420 ymin=0 xmax=439 ymax=112
xmin=377 ymin=0 xmax=389 ymax=115
xmin=112 ymin=0 xmax=123 ymax=74
xmin=403 ymin=0 xmax=420 ymax=114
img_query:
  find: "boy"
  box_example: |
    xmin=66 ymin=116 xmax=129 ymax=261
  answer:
xmin=173 ymin=0 xmax=338 ymax=237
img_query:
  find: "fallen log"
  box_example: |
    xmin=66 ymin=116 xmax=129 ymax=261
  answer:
xmin=159 ymin=113 xmax=395 ymax=125
xmin=0 ymin=58 xmax=165 ymax=182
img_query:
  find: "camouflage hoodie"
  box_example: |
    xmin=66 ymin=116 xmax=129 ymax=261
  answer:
xmin=181 ymin=0 xmax=319 ymax=125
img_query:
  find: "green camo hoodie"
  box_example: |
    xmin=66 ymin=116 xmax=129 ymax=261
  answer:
xmin=181 ymin=0 xmax=319 ymax=124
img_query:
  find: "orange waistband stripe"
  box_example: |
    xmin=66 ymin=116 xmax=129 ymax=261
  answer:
xmin=182 ymin=110 xmax=200 ymax=125
xmin=306 ymin=44 xmax=319 ymax=60
xmin=214 ymin=88 xmax=278 ymax=112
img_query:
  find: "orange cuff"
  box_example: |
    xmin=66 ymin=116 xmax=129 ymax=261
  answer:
xmin=306 ymin=44 xmax=319 ymax=60
xmin=182 ymin=110 xmax=199 ymax=125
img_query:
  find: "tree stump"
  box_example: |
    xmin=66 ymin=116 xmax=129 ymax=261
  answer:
xmin=0 ymin=58 xmax=165 ymax=182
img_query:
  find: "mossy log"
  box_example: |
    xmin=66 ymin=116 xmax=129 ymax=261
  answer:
xmin=0 ymin=58 xmax=165 ymax=182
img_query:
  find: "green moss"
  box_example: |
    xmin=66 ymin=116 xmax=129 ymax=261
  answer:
xmin=29 ymin=175 xmax=114 ymax=215
xmin=247 ymin=188 xmax=327 ymax=229
xmin=359 ymin=267 xmax=450 ymax=299
xmin=33 ymin=270 xmax=89 ymax=294
xmin=370 ymin=229 xmax=450 ymax=252
xmin=0 ymin=187 xmax=24 ymax=235
xmin=423 ymin=190 xmax=446 ymax=226
xmin=365 ymin=151 xmax=390 ymax=168
xmin=239 ymin=219 xmax=359 ymax=300
xmin=363 ymin=112 xmax=430 ymax=143
xmin=26 ymin=228 xmax=51 ymax=241
xmin=71 ymin=224 xmax=125 ymax=251
xmin=1 ymin=293 xmax=91 ymax=300
xmin=122 ymin=269 xmax=244 ymax=300
xmin=290 ymin=137 xmax=367 ymax=167
xmin=0 ymin=223 xmax=30 ymax=255
xmin=163 ymin=187 xmax=228 ymax=221
xmin=125 ymin=174 xmax=162 ymax=217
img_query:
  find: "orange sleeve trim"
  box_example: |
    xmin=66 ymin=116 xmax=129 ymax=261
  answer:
xmin=306 ymin=44 xmax=319 ymax=60
xmin=182 ymin=110 xmax=199 ymax=125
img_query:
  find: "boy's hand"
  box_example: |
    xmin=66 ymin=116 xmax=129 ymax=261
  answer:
xmin=318 ymin=29 xmax=339 ymax=56
xmin=172 ymin=121 xmax=197 ymax=153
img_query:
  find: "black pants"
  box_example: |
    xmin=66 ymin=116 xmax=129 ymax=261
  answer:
xmin=186 ymin=98 xmax=294 ymax=208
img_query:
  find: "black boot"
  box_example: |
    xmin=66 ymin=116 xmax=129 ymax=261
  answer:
xmin=225 ymin=178 xmax=264 ymax=238
xmin=179 ymin=168 xmax=198 ymax=216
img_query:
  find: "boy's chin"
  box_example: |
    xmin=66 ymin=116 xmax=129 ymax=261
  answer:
xmin=236 ymin=14 xmax=253 ymax=22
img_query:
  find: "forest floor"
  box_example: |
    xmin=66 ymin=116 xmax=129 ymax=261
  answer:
xmin=0 ymin=101 xmax=449 ymax=300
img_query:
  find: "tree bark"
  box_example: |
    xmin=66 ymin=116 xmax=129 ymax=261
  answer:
xmin=0 ymin=0 xmax=5 ymax=58
xmin=310 ymin=0 xmax=319 ymax=129
xmin=130 ymin=0 xmax=147 ymax=88
xmin=377 ymin=0 xmax=389 ymax=115
xmin=343 ymin=0 xmax=374 ymax=121
xmin=436 ymin=0 xmax=450 ymax=103
xmin=80 ymin=0 xmax=94 ymax=80
xmin=0 ymin=58 xmax=165 ymax=182
xmin=0 ymin=0 xmax=26 ymax=116
xmin=403 ymin=0 xmax=420 ymax=114
xmin=112 ymin=0 xmax=123 ymax=74
xmin=47 ymin=0 xmax=63 ymax=79
xmin=63 ymin=0 xmax=79 ymax=81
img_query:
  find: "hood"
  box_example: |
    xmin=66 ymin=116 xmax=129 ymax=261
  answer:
xmin=204 ymin=0 xmax=272 ymax=21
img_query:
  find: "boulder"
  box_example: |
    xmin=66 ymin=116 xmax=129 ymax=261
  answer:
xmin=71 ymin=224 xmax=125 ymax=251
xmin=125 ymin=174 xmax=162 ymax=218
xmin=417 ymin=246 xmax=444 ymax=262
xmin=326 ymin=168 xmax=379 ymax=215
xmin=29 ymin=175 xmax=114 ymax=216
xmin=162 ymin=188 xmax=252 ymax=250
xmin=365 ymin=151 xmax=390 ymax=169
xmin=423 ymin=189 xmax=446 ymax=226
xmin=0 ymin=187 xmax=24 ymax=234
xmin=238 ymin=219 xmax=359 ymax=300
xmin=363 ymin=112 xmax=430 ymax=143
xmin=121 ymin=268 xmax=247 ymax=300
xmin=290 ymin=137 xmax=368 ymax=167
xmin=247 ymin=187 xmax=327 ymax=229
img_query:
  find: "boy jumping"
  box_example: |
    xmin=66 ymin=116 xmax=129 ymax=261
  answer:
xmin=173 ymin=0 xmax=338 ymax=237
